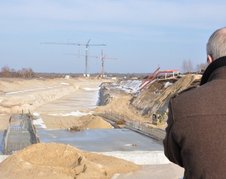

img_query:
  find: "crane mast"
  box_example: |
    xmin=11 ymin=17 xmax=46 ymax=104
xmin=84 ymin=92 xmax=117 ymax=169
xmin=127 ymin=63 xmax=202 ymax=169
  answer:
xmin=42 ymin=39 xmax=106 ymax=77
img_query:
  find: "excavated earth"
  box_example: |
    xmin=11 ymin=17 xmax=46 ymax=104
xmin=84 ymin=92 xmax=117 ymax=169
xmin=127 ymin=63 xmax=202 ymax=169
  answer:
xmin=0 ymin=75 xmax=201 ymax=178
xmin=0 ymin=143 xmax=139 ymax=179
xmin=97 ymin=74 xmax=201 ymax=126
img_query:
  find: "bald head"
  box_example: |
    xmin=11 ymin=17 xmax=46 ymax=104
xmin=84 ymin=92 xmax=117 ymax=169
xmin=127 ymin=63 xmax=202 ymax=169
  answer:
xmin=207 ymin=27 xmax=226 ymax=61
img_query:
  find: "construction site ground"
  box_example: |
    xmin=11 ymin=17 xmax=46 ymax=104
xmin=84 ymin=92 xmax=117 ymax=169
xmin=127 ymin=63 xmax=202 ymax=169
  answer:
xmin=0 ymin=77 xmax=187 ymax=178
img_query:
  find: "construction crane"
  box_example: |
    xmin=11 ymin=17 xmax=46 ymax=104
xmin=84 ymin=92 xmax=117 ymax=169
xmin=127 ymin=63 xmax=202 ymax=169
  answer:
xmin=66 ymin=50 xmax=116 ymax=78
xmin=42 ymin=39 xmax=106 ymax=77
xmin=99 ymin=50 xmax=117 ymax=78
xmin=65 ymin=52 xmax=99 ymax=75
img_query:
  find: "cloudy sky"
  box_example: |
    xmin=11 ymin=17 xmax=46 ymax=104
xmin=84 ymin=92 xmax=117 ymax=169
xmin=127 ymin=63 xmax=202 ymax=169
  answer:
xmin=0 ymin=0 xmax=226 ymax=73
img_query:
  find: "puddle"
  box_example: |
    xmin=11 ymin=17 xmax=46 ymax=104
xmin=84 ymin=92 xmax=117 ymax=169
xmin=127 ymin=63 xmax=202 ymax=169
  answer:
xmin=37 ymin=128 xmax=163 ymax=152
xmin=37 ymin=128 xmax=169 ymax=165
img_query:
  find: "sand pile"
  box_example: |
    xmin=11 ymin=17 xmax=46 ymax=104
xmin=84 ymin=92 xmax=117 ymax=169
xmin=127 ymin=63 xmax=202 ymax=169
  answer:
xmin=41 ymin=114 xmax=113 ymax=130
xmin=83 ymin=115 xmax=113 ymax=129
xmin=95 ymin=94 xmax=148 ymax=123
xmin=0 ymin=143 xmax=139 ymax=179
xmin=68 ymin=115 xmax=113 ymax=131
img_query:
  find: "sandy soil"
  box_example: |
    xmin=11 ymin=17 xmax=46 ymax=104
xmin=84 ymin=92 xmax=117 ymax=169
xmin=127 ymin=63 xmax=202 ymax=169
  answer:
xmin=0 ymin=114 xmax=10 ymax=130
xmin=0 ymin=77 xmax=107 ymax=114
xmin=83 ymin=116 xmax=113 ymax=129
xmin=39 ymin=114 xmax=113 ymax=130
xmin=115 ymin=163 xmax=184 ymax=179
xmin=0 ymin=77 xmax=109 ymax=130
xmin=0 ymin=143 xmax=139 ymax=179
xmin=96 ymin=74 xmax=202 ymax=131
xmin=0 ymin=77 xmax=185 ymax=178
xmin=95 ymin=93 xmax=150 ymax=122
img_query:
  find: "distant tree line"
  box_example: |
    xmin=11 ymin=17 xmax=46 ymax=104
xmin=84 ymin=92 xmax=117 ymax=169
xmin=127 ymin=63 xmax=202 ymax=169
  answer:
xmin=0 ymin=66 xmax=35 ymax=78
xmin=182 ymin=59 xmax=208 ymax=74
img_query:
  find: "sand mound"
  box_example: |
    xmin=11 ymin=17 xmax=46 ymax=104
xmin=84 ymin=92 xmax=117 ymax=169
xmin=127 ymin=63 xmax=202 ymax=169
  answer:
xmin=68 ymin=115 xmax=113 ymax=131
xmin=0 ymin=143 xmax=138 ymax=179
xmin=83 ymin=116 xmax=113 ymax=129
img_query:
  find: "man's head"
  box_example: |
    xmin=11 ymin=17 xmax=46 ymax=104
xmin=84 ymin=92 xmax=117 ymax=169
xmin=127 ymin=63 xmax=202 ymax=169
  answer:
xmin=207 ymin=27 xmax=226 ymax=63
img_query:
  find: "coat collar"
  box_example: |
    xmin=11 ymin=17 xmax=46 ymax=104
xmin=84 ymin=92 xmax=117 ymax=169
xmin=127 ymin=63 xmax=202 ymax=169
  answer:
xmin=200 ymin=56 xmax=226 ymax=85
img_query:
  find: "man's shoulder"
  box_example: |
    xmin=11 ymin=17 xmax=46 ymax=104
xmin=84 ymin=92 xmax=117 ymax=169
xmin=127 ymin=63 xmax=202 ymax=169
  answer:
xmin=169 ymin=85 xmax=201 ymax=119
xmin=171 ymin=85 xmax=199 ymax=100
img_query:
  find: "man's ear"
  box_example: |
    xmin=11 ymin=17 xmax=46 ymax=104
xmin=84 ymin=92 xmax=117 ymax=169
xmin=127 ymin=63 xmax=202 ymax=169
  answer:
xmin=207 ymin=55 xmax=213 ymax=64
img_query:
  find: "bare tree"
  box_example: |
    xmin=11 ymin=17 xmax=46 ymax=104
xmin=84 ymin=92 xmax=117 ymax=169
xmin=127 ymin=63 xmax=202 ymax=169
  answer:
xmin=182 ymin=59 xmax=194 ymax=73
xmin=0 ymin=66 xmax=35 ymax=78
xmin=1 ymin=66 xmax=11 ymax=77
xmin=18 ymin=68 xmax=35 ymax=78
xmin=196 ymin=63 xmax=208 ymax=73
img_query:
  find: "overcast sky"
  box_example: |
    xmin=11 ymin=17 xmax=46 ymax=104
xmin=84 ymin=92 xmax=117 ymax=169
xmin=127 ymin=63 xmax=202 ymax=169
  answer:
xmin=0 ymin=0 xmax=226 ymax=73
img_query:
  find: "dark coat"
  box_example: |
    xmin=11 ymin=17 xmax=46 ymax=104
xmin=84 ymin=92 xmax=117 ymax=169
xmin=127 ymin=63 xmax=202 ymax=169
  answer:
xmin=163 ymin=56 xmax=226 ymax=179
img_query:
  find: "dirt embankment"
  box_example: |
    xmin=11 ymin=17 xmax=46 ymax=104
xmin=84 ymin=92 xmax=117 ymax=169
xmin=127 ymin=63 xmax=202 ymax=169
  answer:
xmin=0 ymin=143 xmax=139 ymax=179
xmin=96 ymin=74 xmax=201 ymax=126
xmin=98 ymin=83 xmax=113 ymax=106
xmin=0 ymin=75 xmax=201 ymax=132
xmin=0 ymin=78 xmax=79 ymax=114
xmin=96 ymin=93 xmax=148 ymax=123
xmin=131 ymin=74 xmax=201 ymax=117
xmin=0 ymin=78 xmax=109 ymax=114
xmin=0 ymin=77 xmax=113 ymax=130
